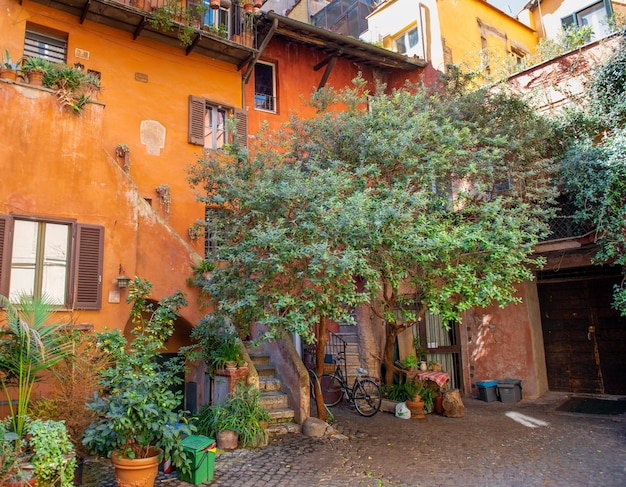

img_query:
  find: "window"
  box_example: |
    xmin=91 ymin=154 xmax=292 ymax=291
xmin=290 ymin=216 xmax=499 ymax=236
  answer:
xmin=202 ymin=1 xmax=230 ymax=35
xmin=393 ymin=27 xmax=419 ymax=55
xmin=188 ymin=96 xmax=248 ymax=148
xmin=254 ymin=62 xmax=276 ymax=113
xmin=0 ymin=215 xmax=104 ymax=309
xmin=23 ymin=25 xmax=68 ymax=63
xmin=561 ymin=0 xmax=614 ymax=41
xmin=204 ymin=207 xmax=224 ymax=259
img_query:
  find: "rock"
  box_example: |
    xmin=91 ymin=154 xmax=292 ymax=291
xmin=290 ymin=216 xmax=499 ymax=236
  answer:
xmin=302 ymin=417 xmax=332 ymax=437
xmin=442 ymin=389 xmax=465 ymax=418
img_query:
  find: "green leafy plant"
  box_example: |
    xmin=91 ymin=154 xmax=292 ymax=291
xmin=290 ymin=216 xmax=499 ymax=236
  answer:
xmin=383 ymin=382 xmax=419 ymax=402
xmin=195 ymin=382 xmax=269 ymax=448
xmin=188 ymin=314 xmax=244 ymax=375
xmin=28 ymin=419 xmax=76 ymax=487
xmin=402 ymin=355 xmax=418 ymax=370
xmin=83 ymin=278 xmax=193 ymax=473
xmin=0 ymin=424 xmax=20 ymax=484
xmin=0 ymin=294 xmax=72 ymax=443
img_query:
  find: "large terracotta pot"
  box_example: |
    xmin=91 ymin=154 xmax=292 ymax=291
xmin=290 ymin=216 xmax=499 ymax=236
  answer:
xmin=111 ymin=448 xmax=161 ymax=487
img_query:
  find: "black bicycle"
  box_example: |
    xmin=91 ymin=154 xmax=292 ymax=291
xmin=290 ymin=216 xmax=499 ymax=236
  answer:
xmin=319 ymin=353 xmax=381 ymax=417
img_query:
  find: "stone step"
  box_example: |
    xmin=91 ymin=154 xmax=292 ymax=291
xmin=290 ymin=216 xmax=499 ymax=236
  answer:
xmin=249 ymin=354 xmax=270 ymax=366
xmin=267 ymin=422 xmax=301 ymax=436
xmin=260 ymin=391 xmax=289 ymax=410
xmin=267 ymin=407 xmax=295 ymax=421
xmin=259 ymin=377 xmax=282 ymax=392
xmin=255 ymin=364 xmax=276 ymax=377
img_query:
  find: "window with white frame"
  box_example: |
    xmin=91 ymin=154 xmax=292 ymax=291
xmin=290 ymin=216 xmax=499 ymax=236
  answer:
xmin=561 ymin=0 xmax=614 ymax=41
xmin=0 ymin=215 xmax=104 ymax=309
xmin=254 ymin=62 xmax=276 ymax=113
xmin=202 ymin=1 xmax=230 ymax=36
xmin=23 ymin=25 xmax=68 ymax=63
xmin=393 ymin=26 xmax=419 ymax=56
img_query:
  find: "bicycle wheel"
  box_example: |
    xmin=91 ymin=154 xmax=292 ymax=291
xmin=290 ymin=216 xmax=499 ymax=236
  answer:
xmin=352 ymin=378 xmax=381 ymax=417
xmin=320 ymin=374 xmax=343 ymax=407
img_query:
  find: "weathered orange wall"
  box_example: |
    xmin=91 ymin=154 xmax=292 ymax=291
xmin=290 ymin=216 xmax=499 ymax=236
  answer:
xmin=244 ymin=37 xmax=426 ymax=136
xmin=0 ymin=81 xmax=203 ymax=336
xmin=461 ymin=282 xmax=548 ymax=400
xmin=2 ymin=0 xmax=243 ymax=258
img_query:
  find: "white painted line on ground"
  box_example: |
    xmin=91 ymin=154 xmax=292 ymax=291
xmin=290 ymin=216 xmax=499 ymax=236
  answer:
xmin=505 ymin=411 xmax=549 ymax=428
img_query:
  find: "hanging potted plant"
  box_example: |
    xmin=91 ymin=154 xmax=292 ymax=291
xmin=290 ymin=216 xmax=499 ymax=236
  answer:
xmin=83 ymin=278 xmax=194 ymax=487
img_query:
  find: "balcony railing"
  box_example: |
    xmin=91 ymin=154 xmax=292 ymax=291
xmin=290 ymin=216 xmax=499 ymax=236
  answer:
xmin=115 ymin=0 xmax=257 ymax=48
xmin=28 ymin=0 xmax=257 ymax=65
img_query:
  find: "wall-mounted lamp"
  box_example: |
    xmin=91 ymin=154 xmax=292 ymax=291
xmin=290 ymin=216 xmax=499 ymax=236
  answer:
xmin=116 ymin=265 xmax=131 ymax=289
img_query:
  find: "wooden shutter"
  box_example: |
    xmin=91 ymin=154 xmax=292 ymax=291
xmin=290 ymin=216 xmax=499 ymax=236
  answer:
xmin=0 ymin=214 xmax=11 ymax=298
xmin=73 ymin=224 xmax=104 ymax=310
xmin=188 ymin=95 xmax=206 ymax=146
xmin=234 ymin=108 xmax=248 ymax=148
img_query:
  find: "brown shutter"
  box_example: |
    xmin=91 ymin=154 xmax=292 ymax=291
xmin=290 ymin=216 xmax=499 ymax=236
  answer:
xmin=188 ymin=95 xmax=206 ymax=146
xmin=234 ymin=108 xmax=248 ymax=148
xmin=0 ymin=214 xmax=11 ymax=298
xmin=73 ymin=224 xmax=104 ymax=310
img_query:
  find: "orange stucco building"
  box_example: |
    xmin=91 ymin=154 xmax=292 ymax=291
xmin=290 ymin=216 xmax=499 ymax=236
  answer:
xmin=0 ymin=0 xmax=424 ymax=411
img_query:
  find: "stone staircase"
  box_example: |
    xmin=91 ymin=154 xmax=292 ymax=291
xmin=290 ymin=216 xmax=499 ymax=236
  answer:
xmin=246 ymin=342 xmax=301 ymax=436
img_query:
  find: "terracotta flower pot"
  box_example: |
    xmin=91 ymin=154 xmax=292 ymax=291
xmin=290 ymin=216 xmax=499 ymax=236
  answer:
xmin=27 ymin=71 xmax=44 ymax=86
xmin=405 ymin=399 xmax=426 ymax=419
xmin=216 ymin=429 xmax=238 ymax=450
xmin=0 ymin=68 xmax=18 ymax=81
xmin=111 ymin=447 xmax=161 ymax=487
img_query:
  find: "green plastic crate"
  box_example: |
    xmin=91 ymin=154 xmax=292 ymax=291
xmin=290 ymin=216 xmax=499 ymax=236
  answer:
xmin=177 ymin=435 xmax=216 ymax=485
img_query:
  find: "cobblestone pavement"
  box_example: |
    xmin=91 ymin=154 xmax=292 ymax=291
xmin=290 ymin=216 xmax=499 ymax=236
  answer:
xmin=82 ymin=393 xmax=626 ymax=487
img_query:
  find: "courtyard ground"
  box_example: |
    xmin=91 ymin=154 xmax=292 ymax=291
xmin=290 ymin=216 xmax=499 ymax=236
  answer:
xmin=83 ymin=392 xmax=626 ymax=487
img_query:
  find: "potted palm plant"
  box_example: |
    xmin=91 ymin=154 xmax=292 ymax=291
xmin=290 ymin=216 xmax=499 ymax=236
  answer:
xmin=0 ymin=294 xmax=73 ymax=480
xmin=83 ymin=278 xmax=193 ymax=487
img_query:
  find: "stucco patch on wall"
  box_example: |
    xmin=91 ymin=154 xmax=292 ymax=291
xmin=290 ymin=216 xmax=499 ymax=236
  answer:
xmin=140 ymin=120 xmax=166 ymax=155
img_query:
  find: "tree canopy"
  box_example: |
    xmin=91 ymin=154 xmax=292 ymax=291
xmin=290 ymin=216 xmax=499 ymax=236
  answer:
xmin=559 ymin=32 xmax=626 ymax=314
xmin=188 ymin=75 xmax=561 ymax=387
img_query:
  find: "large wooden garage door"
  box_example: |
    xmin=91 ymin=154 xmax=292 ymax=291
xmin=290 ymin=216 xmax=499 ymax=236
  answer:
xmin=538 ymin=267 xmax=626 ymax=395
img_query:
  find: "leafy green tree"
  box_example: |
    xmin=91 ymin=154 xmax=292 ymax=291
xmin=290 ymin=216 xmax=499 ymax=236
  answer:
xmin=188 ymin=75 xmax=560 ymax=391
xmin=560 ymin=33 xmax=626 ymax=314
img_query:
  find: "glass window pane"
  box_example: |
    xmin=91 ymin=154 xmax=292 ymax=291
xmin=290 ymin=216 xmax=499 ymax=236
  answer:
xmin=578 ymin=3 xmax=610 ymax=40
xmin=395 ymin=35 xmax=407 ymax=54
xmin=408 ymin=28 xmax=419 ymax=48
xmin=10 ymin=220 xmax=37 ymax=301
xmin=42 ymin=223 xmax=69 ymax=305
xmin=215 ymin=109 xmax=226 ymax=149
xmin=205 ymin=108 xmax=214 ymax=148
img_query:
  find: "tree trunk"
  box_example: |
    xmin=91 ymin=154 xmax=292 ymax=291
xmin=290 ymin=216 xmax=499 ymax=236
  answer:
xmin=314 ymin=316 xmax=329 ymax=421
xmin=383 ymin=323 xmax=400 ymax=386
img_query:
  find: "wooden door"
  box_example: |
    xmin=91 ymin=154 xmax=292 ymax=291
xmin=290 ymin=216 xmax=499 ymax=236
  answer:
xmin=538 ymin=269 xmax=626 ymax=395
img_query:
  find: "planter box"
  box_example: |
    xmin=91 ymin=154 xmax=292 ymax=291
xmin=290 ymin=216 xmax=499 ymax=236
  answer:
xmin=381 ymin=399 xmax=399 ymax=414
